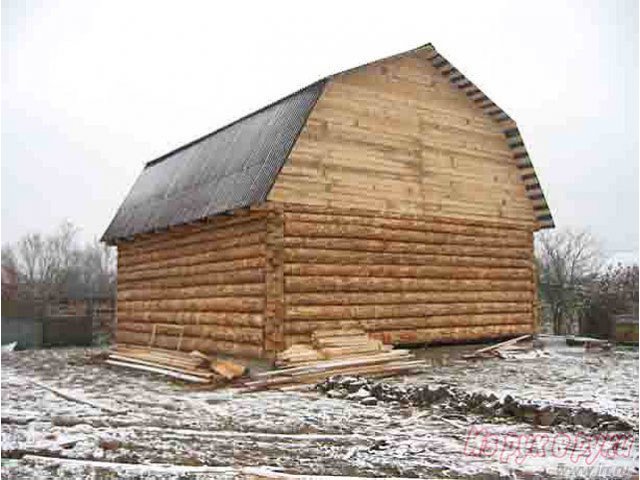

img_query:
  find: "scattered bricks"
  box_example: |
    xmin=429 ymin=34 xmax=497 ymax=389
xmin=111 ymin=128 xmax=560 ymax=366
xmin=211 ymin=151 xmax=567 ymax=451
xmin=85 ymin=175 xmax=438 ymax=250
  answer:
xmin=571 ymin=409 xmax=598 ymax=429
xmin=98 ymin=436 xmax=121 ymax=451
xmin=51 ymin=415 xmax=84 ymax=427
xmin=316 ymin=375 xmax=636 ymax=432
xmin=326 ymin=388 xmax=347 ymax=399
xmin=1 ymin=415 xmax=35 ymax=426
xmin=534 ymin=407 xmax=556 ymax=427
xmin=344 ymin=378 xmax=369 ymax=394
xmin=347 ymin=388 xmax=371 ymax=401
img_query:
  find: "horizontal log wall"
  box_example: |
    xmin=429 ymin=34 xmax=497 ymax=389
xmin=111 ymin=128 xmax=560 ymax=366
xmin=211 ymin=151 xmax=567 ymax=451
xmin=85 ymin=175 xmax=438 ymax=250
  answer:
xmin=280 ymin=203 xmax=535 ymax=348
xmin=116 ymin=209 xmax=269 ymax=358
xmin=268 ymin=51 xmax=537 ymax=225
xmin=115 ymin=203 xmax=535 ymax=356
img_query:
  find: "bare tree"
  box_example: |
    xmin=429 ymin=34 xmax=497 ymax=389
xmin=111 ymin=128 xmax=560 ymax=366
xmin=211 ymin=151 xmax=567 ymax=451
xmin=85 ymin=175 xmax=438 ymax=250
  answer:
xmin=10 ymin=221 xmax=118 ymax=302
xmin=536 ymin=228 xmax=603 ymax=334
xmin=41 ymin=221 xmax=79 ymax=295
xmin=582 ymin=263 xmax=639 ymax=337
xmin=17 ymin=233 xmax=45 ymax=298
xmin=2 ymin=244 xmax=17 ymax=271
xmin=1 ymin=244 xmax=19 ymax=301
xmin=69 ymin=240 xmax=116 ymax=298
xmin=14 ymin=222 xmax=78 ymax=299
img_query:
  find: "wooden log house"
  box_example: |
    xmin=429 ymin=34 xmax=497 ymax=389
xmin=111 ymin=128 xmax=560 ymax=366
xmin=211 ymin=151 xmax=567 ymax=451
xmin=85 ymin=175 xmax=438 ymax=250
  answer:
xmin=103 ymin=44 xmax=553 ymax=359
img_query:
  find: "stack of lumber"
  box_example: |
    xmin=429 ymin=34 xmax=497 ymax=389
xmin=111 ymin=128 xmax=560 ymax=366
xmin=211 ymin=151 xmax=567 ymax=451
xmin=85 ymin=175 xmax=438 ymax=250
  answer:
xmin=243 ymin=351 xmax=424 ymax=392
xmin=106 ymin=345 xmax=246 ymax=384
xmin=244 ymin=329 xmax=424 ymax=392
xmin=313 ymin=329 xmax=390 ymax=358
xmin=276 ymin=329 xmax=389 ymax=367
xmin=276 ymin=344 xmax=324 ymax=366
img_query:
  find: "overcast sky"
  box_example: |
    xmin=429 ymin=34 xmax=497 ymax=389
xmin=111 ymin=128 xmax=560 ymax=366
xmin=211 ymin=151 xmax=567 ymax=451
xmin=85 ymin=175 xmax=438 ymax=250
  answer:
xmin=2 ymin=0 xmax=638 ymax=262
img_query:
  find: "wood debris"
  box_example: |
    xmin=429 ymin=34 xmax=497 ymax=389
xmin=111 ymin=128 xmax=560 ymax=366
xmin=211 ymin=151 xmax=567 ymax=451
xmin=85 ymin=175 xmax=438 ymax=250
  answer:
xmin=105 ymin=345 xmax=247 ymax=385
xmin=566 ymin=336 xmax=612 ymax=350
xmin=27 ymin=379 xmax=127 ymax=414
xmin=463 ymin=334 xmax=533 ymax=360
xmin=242 ymin=329 xmax=424 ymax=392
xmin=212 ymin=360 xmax=247 ymax=380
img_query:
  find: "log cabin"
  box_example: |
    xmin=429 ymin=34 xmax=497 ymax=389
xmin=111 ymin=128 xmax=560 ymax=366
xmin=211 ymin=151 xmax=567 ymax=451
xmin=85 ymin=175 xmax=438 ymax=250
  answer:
xmin=102 ymin=43 xmax=553 ymax=359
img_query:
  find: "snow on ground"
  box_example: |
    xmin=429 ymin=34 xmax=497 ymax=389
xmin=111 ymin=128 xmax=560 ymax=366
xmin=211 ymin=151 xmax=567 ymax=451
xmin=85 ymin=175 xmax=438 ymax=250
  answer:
xmin=1 ymin=338 xmax=638 ymax=479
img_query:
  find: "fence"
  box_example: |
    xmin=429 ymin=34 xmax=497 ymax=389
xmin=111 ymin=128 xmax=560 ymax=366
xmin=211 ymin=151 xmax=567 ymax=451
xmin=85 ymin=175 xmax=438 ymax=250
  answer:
xmin=1 ymin=317 xmax=43 ymax=349
xmin=1 ymin=297 xmax=115 ymax=349
xmin=2 ymin=316 xmax=94 ymax=349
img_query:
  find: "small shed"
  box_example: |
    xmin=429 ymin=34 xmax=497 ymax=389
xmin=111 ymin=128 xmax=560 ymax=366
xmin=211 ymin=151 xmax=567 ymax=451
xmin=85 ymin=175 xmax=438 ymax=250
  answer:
xmin=613 ymin=314 xmax=639 ymax=344
xmin=103 ymin=44 xmax=553 ymax=359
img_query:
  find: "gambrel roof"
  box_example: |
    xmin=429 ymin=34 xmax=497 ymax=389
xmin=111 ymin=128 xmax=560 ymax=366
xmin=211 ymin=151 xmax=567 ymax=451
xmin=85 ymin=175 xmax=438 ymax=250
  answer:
xmin=102 ymin=81 xmax=324 ymax=244
xmin=102 ymin=44 xmax=552 ymax=244
xmin=423 ymin=46 xmax=553 ymax=230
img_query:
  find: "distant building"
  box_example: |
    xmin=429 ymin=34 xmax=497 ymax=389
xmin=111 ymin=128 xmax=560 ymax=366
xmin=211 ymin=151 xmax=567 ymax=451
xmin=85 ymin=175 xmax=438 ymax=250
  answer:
xmin=1 ymin=265 xmax=18 ymax=300
xmin=613 ymin=314 xmax=639 ymax=344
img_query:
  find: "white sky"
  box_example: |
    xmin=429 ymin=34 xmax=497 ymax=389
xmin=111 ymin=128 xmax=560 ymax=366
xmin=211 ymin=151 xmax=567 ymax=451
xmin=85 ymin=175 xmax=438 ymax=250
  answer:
xmin=2 ymin=0 xmax=638 ymax=262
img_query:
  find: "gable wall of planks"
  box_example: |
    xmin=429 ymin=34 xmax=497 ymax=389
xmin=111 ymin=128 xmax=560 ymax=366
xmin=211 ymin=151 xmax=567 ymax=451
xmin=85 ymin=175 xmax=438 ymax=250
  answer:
xmin=268 ymin=51 xmax=537 ymax=225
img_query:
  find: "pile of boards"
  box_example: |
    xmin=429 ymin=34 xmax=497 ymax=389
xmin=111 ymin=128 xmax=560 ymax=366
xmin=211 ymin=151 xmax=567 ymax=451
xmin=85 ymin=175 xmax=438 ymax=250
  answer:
xmin=276 ymin=329 xmax=390 ymax=367
xmin=106 ymin=345 xmax=246 ymax=385
xmin=241 ymin=329 xmax=425 ymax=392
xmin=462 ymin=334 xmax=543 ymax=360
xmin=566 ymin=336 xmax=613 ymax=350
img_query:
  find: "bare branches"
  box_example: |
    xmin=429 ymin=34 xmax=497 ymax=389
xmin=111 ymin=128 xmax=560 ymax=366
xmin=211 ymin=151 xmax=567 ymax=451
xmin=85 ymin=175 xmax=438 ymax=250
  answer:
xmin=2 ymin=244 xmax=18 ymax=271
xmin=582 ymin=264 xmax=639 ymax=337
xmin=535 ymin=228 xmax=604 ymax=334
xmin=4 ymin=221 xmax=116 ymax=302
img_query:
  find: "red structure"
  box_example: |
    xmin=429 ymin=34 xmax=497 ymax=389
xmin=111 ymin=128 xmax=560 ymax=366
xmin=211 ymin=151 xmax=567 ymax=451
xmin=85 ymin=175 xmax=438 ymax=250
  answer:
xmin=1 ymin=265 xmax=18 ymax=300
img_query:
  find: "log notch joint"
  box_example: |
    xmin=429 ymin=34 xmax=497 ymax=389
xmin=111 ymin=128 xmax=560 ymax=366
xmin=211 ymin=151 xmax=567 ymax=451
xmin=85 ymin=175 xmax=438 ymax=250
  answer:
xmin=265 ymin=204 xmax=285 ymax=358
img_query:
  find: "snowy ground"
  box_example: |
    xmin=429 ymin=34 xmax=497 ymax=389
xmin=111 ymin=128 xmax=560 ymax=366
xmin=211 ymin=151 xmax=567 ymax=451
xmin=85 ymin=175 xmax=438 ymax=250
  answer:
xmin=1 ymin=338 xmax=638 ymax=479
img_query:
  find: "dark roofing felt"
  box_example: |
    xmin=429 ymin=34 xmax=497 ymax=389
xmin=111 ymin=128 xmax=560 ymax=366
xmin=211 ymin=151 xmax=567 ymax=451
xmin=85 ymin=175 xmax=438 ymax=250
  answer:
xmin=102 ymin=81 xmax=325 ymax=243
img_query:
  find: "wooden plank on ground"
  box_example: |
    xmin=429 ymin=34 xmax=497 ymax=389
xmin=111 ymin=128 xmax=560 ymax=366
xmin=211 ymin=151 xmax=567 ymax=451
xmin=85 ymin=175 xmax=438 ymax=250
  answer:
xmin=108 ymin=354 xmax=213 ymax=378
xmin=27 ymin=379 xmax=126 ymax=414
xmin=463 ymin=334 xmax=531 ymax=358
xmin=105 ymin=359 xmax=211 ymax=383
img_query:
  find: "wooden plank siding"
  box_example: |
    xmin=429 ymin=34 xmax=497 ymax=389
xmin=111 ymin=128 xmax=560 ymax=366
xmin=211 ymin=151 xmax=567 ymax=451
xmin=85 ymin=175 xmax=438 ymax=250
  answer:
xmin=268 ymin=52 xmax=537 ymax=226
